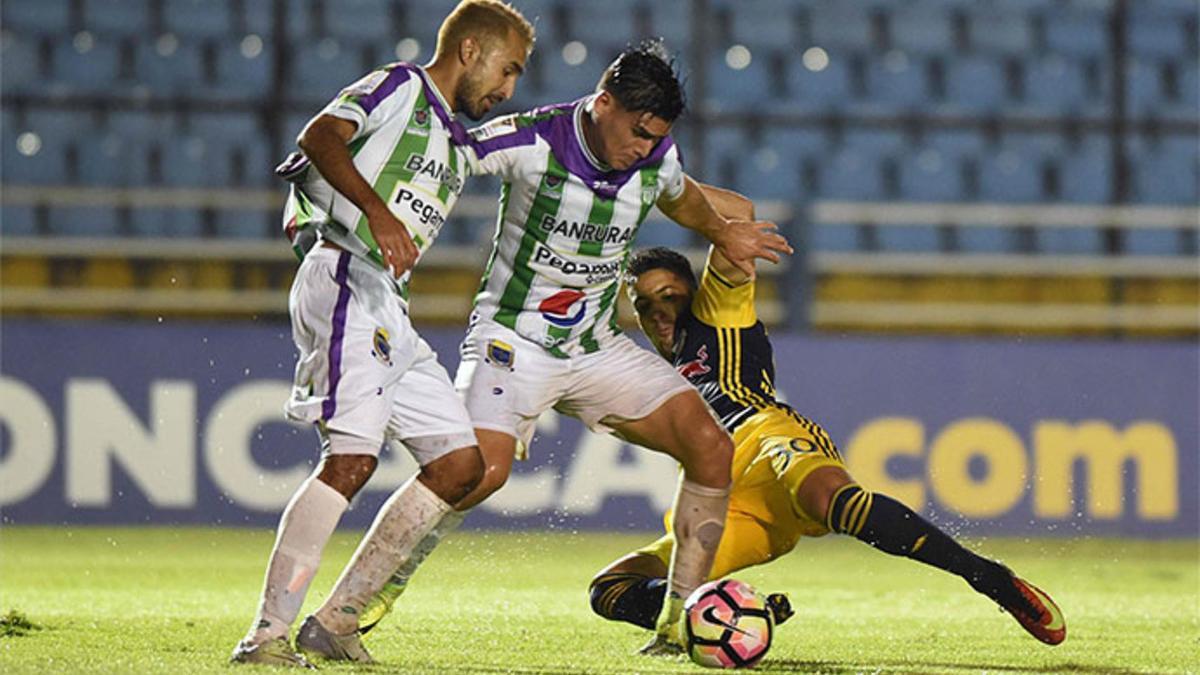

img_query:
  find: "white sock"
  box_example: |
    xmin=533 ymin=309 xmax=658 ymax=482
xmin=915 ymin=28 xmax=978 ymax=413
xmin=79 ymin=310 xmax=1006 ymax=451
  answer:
xmin=383 ymin=507 xmax=467 ymax=593
xmin=314 ymin=476 xmax=453 ymax=634
xmin=656 ymin=478 xmax=729 ymax=635
xmin=247 ymin=476 xmax=348 ymax=644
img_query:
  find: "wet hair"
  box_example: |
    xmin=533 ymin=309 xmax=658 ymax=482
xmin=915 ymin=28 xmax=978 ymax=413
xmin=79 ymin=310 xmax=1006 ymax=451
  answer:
xmin=626 ymin=246 xmax=697 ymax=290
xmin=597 ymin=39 xmax=686 ymax=122
xmin=436 ymin=0 xmax=535 ymax=60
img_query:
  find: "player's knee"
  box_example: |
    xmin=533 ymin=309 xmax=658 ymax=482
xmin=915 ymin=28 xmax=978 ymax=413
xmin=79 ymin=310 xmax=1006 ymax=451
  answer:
xmin=474 ymin=456 xmax=511 ymax=499
xmin=797 ymin=466 xmax=853 ymax=525
xmin=682 ymin=426 xmax=734 ymax=489
xmin=420 ymin=446 xmax=485 ymax=504
xmin=317 ymin=453 xmax=378 ymax=500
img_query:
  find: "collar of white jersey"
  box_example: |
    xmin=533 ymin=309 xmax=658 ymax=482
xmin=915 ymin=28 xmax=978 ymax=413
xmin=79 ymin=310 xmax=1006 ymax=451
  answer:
xmin=416 ymin=65 xmax=454 ymax=119
xmin=574 ymin=95 xmax=611 ymax=173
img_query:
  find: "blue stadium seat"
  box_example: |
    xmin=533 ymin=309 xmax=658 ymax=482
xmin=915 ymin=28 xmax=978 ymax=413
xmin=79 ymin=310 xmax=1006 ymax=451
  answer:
xmin=878 ymin=224 xmax=940 ymax=253
xmin=700 ymin=126 xmax=750 ymax=185
xmin=762 ymin=128 xmax=828 ymax=163
xmin=818 ymin=150 xmax=886 ymax=201
xmin=1043 ymin=7 xmax=1109 ymax=59
xmin=897 ymin=150 xmax=964 ymax=201
xmin=1021 ymin=56 xmax=1096 ymax=116
xmin=967 ymin=8 xmax=1033 ymax=54
xmin=812 ymin=223 xmax=861 ymax=252
xmin=704 ymin=51 xmax=773 ymax=113
xmin=49 ymin=38 xmax=122 ymax=95
xmin=647 ymin=2 xmax=691 ymax=48
xmin=77 ymin=136 xmax=151 ymax=187
xmin=564 ymin=1 xmax=638 ymax=50
xmin=3 ymin=111 xmax=89 ymax=185
xmin=922 ymin=129 xmax=986 ymax=160
xmin=105 ymin=111 xmax=178 ymax=143
xmin=1127 ymin=13 xmax=1190 ymax=60
xmin=216 ymin=210 xmax=274 ymax=239
xmin=1126 ymin=58 xmax=1173 ymax=118
xmin=189 ymin=112 xmax=265 ymax=144
xmin=859 ymin=52 xmax=930 ymax=113
xmin=735 ymin=148 xmax=804 ymax=202
xmin=536 ymin=51 xmax=605 ymax=103
xmin=978 ymin=148 xmax=1045 ymax=202
xmin=1035 ymin=227 xmax=1104 ymax=256
xmin=633 ymin=221 xmax=692 ymax=249
xmin=998 ymin=131 xmax=1066 ymax=160
xmin=1 ymin=205 xmax=38 ymax=236
xmin=841 ymin=128 xmax=908 ymax=155
xmin=403 ymin=0 xmax=463 ymax=44
xmin=324 ymin=0 xmax=395 ymax=42
xmin=1123 ymin=229 xmax=1186 ymax=256
xmin=160 ymin=137 xmax=230 ymax=187
xmin=129 ymin=209 xmax=205 ymax=237
xmin=210 ymin=39 xmax=274 ymax=99
xmin=1057 ymin=139 xmax=1113 ymax=204
xmin=48 ymin=206 xmax=121 ymax=237
xmin=281 ymin=0 xmax=314 ymax=40
xmin=1171 ymin=60 xmax=1199 ymax=120
xmin=1129 ymin=140 xmax=1199 ymax=205
xmin=134 ymin=37 xmax=206 ymax=96
xmin=809 ymin=4 xmax=873 ymax=51
xmin=288 ymin=39 xmax=369 ymax=99
xmin=163 ymin=0 xmax=232 ymax=39
xmin=242 ymin=0 xmax=276 ymax=37
xmin=2 ymin=0 xmax=71 ymax=34
xmin=1 ymin=32 xmax=42 ymax=96
xmin=889 ymin=2 xmax=955 ymax=56
xmin=942 ymin=55 xmax=1009 ymax=114
xmin=726 ymin=1 xmax=798 ymax=51
xmin=784 ymin=52 xmax=854 ymax=112
xmin=83 ymin=0 xmax=151 ymax=38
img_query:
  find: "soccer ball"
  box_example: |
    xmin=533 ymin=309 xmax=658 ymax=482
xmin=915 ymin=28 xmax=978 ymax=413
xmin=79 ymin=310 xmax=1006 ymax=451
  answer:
xmin=683 ymin=579 xmax=774 ymax=669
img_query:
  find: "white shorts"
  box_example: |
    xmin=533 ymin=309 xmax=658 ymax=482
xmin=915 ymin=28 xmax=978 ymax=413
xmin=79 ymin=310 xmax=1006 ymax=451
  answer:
xmin=455 ymin=317 xmax=694 ymax=458
xmin=285 ymin=246 xmax=475 ymax=464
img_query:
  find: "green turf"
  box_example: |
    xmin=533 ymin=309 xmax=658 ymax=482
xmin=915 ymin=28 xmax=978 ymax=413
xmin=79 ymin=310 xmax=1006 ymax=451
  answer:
xmin=0 ymin=527 xmax=1195 ymax=673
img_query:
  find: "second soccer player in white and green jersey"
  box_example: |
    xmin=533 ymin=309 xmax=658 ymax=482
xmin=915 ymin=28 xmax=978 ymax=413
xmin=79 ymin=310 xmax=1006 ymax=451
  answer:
xmin=359 ymin=40 xmax=793 ymax=655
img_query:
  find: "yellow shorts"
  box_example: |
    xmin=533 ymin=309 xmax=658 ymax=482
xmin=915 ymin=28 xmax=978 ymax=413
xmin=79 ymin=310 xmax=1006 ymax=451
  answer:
xmin=637 ymin=407 xmax=846 ymax=579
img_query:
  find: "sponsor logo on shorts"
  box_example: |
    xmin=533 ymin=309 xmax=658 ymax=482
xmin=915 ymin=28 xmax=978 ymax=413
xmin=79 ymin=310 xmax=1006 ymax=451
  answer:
xmin=372 ymin=327 xmax=393 ymax=367
xmin=538 ymin=289 xmax=588 ymax=328
xmin=485 ymin=339 xmax=515 ymax=369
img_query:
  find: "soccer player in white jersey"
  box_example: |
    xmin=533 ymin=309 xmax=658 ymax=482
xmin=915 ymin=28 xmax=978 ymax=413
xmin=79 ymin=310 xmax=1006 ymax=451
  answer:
xmin=355 ymin=41 xmax=794 ymax=655
xmin=230 ymin=1 xmax=534 ymax=668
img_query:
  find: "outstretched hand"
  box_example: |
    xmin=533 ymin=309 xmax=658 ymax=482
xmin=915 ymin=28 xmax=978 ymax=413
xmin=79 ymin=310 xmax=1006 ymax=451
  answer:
xmin=714 ymin=219 xmax=793 ymax=278
xmin=366 ymin=206 xmax=420 ymax=278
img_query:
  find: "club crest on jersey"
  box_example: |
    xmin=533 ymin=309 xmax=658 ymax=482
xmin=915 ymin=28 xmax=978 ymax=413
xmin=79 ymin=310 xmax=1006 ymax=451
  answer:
xmin=485 ymin=339 xmax=515 ymax=369
xmin=371 ymin=327 xmax=393 ymax=367
xmin=414 ymin=108 xmax=430 ymax=126
xmin=538 ymin=289 xmax=587 ymax=327
xmin=641 ymin=185 xmax=656 ymax=205
xmin=677 ymin=344 xmax=711 ymax=379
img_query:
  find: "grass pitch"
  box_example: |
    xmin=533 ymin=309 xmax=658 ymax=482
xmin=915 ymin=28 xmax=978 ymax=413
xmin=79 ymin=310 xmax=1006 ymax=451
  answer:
xmin=0 ymin=527 xmax=1195 ymax=674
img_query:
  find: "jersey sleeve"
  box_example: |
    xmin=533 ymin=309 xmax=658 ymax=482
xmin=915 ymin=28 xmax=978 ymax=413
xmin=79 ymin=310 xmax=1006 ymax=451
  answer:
xmin=320 ymin=66 xmax=418 ymax=142
xmin=463 ymin=113 xmax=539 ymax=180
xmin=692 ymin=259 xmax=757 ymax=328
xmin=656 ymin=143 xmax=685 ymax=201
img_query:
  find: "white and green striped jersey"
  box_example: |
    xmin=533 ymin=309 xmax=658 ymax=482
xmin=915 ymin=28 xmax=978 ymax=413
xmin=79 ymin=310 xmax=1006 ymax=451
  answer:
xmin=464 ymin=96 xmax=685 ymax=357
xmin=279 ymin=62 xmax=473 ymax=294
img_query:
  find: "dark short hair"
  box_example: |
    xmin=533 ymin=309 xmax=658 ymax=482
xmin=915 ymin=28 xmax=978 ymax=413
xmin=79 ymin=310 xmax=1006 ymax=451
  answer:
xmin=627 ymin=246 xmax=697 ymax=290
xmin=597 ymin=39 xmax=686 ymax=122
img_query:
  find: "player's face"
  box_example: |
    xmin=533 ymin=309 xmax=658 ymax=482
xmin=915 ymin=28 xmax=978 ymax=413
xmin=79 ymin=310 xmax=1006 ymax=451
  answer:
xmin=631 ymin=267 xmax=692 ymax=357
xmin=457 ymin=32 xmax=528 ymax=121
xmin=591 ymin=92 xmax=672 ymax=170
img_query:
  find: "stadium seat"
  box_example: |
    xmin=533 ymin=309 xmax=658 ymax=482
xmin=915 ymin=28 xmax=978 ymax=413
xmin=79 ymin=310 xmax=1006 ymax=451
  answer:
xmin=762 ymin=128 xmax=828 ymax=164
xmin=210 ymin=39 xmax=274 ymax=99
xmin=1021 ymin=56 xmax=1096 ymax=116
xmin=1 ymin=32 xmax=43 ymax=96
xmin=725 ymin=1 xmax=798 ymax=51
xmin=323 ymin=0 xmax=396 ymax=42
xmin=966 ymin=8 xmax=1033 ymax=54
xmin=921 ymin=129 xmax=986 ymax=160
xmin=1123 ymin=229 xmax=1187 ymax=256
xmin=735 ymin=147 xmax=804 ymax=202
xmin=877 ymin=224 xmax=941 ymax=253
xmin=129 ymin=208 xmax=206 ymax=237
xmin=1129 ymin=140 xmax=1199 ymax=205
xmin=216 ymin=210 xmax=275 ymax=239
xmin=105 ymin=110 xmax=178 ymax=143
xmin=704 ymin=52 xmax=774 ymax=113
xmin=633 ymin=221 xmax=693 ymax=248
xmin=897 ymin=150 xmax=964 ymax=202
xmin=811 ymin=223 xmax=861 ymax=252
xmin=978 ymin=148 xmax=1046 ymax=202
xmin=1171 ymin=60 xmax=1199 ymax=121
xmin=242 ymin=0 xmax=276 ymax=38
xmin=536 ymin=51 xmax=605 ymax=104
xmin=82 ymin=0 xmax=151 ymax=38
xmin=163 ymin=0 xmax=232 ymax=39
xmin=133 ymin=37 xmax=206 ymax=96
xmin=841 ymin=127 xmax=909 ymax=155
xmin=1036 ymin=225 xmax=1104 ymax=256
xmin=159 ymin=137 xmax=229 ymax=187
xmin=859 ymin=51 xmax=931 ymax=113
xmin=942 ymin=55 xmax=1009 ymax=114
xmin=564 ymin=1 xmax=638 ymax=50
xmin=998 ymin=131 xmax=1067 ymax=160
xmin=1127 ymin=13 xmax=1190 ymax=60
xmin=1 ymin=205 xmax=38 ymax=236
xmin=647 ymin=2 xmax=692 ymax=48
xmin=47 ymin=206 xmax=121 ymax=237
xmin=77 ymin=136 xmax=151 ymax=187
xmin=818 ymin=150 xmax=887 ymax=201
xmin=49 ymin=38 xmax=123 ymax=95
xmin=1057 ymin=138 xmax=1114 ymax=204
xmin=784 ymin=51 xmax=854 ymax=112
xmin=700 ymin=126 xmax=750 ymax=186
xmin=281 ymin=0 xmax=315 ymax=40
xmin=3 ymin=112 xmax=88 ymax=185
xmin=2 ymin=0 xmax=71 ymax=35
xmin=808 ymin=4 xmax=874 ymax=51
xmin=1125 ymin=58 xmax=1182 ymax=119
xmin=288 ymin=38 xmax=369 ymax=99
xmin=888 ymin=2 xmax=956 ymax=56
xmin=1043 ymin=7 xmax=1110 ymax=59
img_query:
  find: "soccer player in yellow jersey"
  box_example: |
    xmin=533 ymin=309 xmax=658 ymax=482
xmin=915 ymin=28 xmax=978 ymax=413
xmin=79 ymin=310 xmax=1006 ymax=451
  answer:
xmin=588 ymin=185 xmax=1067 ymax=647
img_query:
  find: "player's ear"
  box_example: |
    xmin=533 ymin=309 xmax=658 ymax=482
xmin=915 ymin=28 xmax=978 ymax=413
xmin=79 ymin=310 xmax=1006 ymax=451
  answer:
xmin=458 ymin=36 xmax=480 ymax=66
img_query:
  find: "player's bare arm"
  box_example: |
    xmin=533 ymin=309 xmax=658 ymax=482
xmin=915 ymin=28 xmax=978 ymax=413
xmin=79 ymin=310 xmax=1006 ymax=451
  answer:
xmin=697 ymin=183 xmax=759 ymax=285
xmin=656 ymin=174 xmax=792 ymax=278
xmin=298 ymin=114 xmax=419 ymax=277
